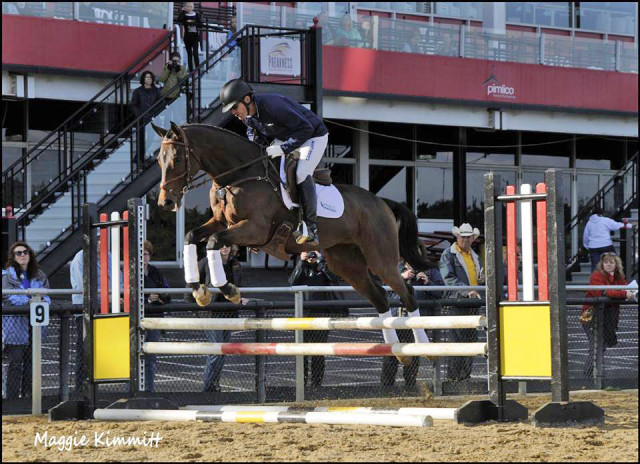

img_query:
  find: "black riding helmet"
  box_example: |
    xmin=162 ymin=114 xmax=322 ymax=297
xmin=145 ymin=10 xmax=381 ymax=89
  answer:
xmin=220 ymin=78 xmax=254 ymax=113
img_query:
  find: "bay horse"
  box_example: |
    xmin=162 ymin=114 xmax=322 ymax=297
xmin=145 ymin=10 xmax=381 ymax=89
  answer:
xmin=152 ymin=121 xmax=436 ymax=364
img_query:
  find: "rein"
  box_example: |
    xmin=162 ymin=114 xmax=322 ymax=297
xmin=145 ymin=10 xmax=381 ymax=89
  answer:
xmin=161 ymin=132 xmax=281 ymax=197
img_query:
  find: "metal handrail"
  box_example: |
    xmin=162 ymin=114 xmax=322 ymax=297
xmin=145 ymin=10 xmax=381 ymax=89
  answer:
xmin=1 ymin=30 xmax=173 ymax=177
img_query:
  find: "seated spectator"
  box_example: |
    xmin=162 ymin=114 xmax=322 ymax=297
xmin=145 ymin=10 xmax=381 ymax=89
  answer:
xmin=2 ymin=242 xmax=50 ymax=400
xmin=317 ymin=11 xmax=335 ymax=45
xmin=579 ymin=252 xmax=633 ymax=378
xmin=159 ymin=51 xmax=188 ymax=103
xmin=439 ymin=223 xmax=483 ymax=383
xmin=583 ymin=207 xmax=634 ymax=272
xmin=289 ymin=251 xmax=346 ymax=387
xmin=381 ymin=260 xmax=444 ymax=389
xmin=334 ymin=13 xmax=364 ymax=48
xmin=187 ymin=245 xmax=244 ymax=393
xmin=403 ymin=28 xmax=424 ymax=54
xmin=142 ymin=240 xmax=170 ymax=393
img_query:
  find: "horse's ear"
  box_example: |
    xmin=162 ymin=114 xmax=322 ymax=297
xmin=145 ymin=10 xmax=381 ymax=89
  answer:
xmin=151 ymin=122 xmax=168 ymax=139
xmin=170 ymin=121 xmax=184 ymax=140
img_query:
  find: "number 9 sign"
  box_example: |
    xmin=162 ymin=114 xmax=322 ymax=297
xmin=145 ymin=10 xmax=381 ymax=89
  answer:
xmin=30 ymin=296 xmax=50 ymax=327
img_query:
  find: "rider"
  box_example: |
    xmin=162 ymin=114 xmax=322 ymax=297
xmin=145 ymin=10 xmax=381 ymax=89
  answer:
xmin=219 ymin=78 xmax=327 ymax=246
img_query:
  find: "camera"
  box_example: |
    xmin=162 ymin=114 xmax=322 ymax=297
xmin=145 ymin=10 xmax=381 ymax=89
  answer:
xmin=307 ymin=252 xmax=318 ymax=260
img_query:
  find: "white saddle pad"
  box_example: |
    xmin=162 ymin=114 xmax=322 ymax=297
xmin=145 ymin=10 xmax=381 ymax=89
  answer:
xmin=279 ymin=157 xmax=344 ymax=219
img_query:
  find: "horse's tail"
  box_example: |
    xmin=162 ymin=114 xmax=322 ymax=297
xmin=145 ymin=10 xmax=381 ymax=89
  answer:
xmin=381 ymin=198 xmax=436 ymax=271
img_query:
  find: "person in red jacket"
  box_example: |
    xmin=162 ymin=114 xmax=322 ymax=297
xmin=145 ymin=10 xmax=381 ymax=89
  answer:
xmin=580 ymin=252 xmax=633 ymax=378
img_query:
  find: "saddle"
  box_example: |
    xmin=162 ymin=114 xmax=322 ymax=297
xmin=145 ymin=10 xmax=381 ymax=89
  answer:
xmin=285 ymin=155 xmax=332 ymax=204
xmin=256 ymin=153 xmax=330 ymax=261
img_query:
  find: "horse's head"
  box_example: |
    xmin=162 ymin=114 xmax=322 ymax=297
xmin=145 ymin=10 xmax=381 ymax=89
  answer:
xmin=152 ymin=121 xmax=199 ymax=212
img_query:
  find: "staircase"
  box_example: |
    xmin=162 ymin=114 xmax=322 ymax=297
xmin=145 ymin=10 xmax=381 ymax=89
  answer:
xmin=566 ymin=152 xmax=638 ymax=282
xmin=2 ymin=24 xmax=320 ymax=275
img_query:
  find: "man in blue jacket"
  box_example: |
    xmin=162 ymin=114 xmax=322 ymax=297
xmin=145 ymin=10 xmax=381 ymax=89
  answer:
xmin=219 ymin=78 xmax=328 ymax=246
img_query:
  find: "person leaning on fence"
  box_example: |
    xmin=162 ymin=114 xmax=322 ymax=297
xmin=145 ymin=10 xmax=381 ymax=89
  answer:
xmin=131 ymin=70 xmax=162 ymax=164
xmin=583 ymin=207 xmax=634 ymax=272
xmin=579 ymin=252 xmax=634 ymax=378
xmin=186 ymin=244 xmax=244 ymax=393
xmin=142 ymin=240 xmax=171 ymax=393
xmin=381 ymin=260 xmax=445 ymax=389
xmin=289 ymin=251 xmax=347 ymax=387
xmin=2 ymin=242 xmax=50 ymax=400
xmin=402 ymin=28 xmax=424 ymax=54
xmin=177 ymin=2 xmax=204 ymax=72
xmin=439 ymin=223 xmax=483 ymax=383
xmin=317 ymin=11 xmax=335 ymax=45
xmin=159 ymin=51 xmax=187 ymax=103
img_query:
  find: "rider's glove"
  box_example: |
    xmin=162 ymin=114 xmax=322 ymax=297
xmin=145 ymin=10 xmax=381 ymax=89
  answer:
xmin=267 ymin=145 xmax=285 ymax=159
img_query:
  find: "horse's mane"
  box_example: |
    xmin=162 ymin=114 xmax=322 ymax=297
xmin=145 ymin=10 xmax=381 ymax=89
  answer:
xmin=182 ymin=123 xmax=262 ymax=153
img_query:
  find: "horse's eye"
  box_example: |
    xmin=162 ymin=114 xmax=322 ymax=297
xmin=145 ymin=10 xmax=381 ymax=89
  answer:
xmin=175 ymin=157 xmax=182 ymax=163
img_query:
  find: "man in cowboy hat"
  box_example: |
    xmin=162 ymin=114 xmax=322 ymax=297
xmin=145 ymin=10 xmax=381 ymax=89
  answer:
xmin=439 ymin=223 xmax=484 ymax=382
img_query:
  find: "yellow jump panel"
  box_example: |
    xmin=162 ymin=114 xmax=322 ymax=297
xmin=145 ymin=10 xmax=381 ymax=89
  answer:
xmin=499 ymin=303 xmax=551 ymax=377
xmin=93 ymin=315 xmax=130 ymax=381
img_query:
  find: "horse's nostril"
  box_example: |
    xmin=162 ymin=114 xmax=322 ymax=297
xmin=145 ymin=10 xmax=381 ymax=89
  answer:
xmin=164 ymin=199 xmax=174 ymax=209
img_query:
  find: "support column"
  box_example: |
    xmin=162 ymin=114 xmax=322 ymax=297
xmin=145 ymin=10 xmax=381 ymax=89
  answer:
xmin=453 ymin=127 xmax=467 ymax=225
xmin=356 ymin=121 xmax=369 ymax=191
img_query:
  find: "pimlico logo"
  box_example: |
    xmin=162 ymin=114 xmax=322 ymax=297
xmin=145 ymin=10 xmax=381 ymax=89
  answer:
xmin=482 ymin=66 xmax=517 ymax=99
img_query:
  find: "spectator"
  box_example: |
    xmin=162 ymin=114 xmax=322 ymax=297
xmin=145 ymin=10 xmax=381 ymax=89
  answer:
xmin=501 ymin=245 xmax=522 ymax=296
xmin=436 ymin=32 xmax=454 ymax=56
xmin=334 ymin=13 xmax=363 ymax=48
xmin=15 ymin=2 xmax=36 ymax=16
xmin=583 ymin=207 xmax=634 ymax=272
xmin=289 ymin=251 xmax=346 ymax=387
xmin=2 ymin=242 xmax=50 ymax=399
xmin=187 ymin=245 xmax=244 ymax=392
xmin=381 ymin=261 xmax=444 ymax=388
xmin=78 ymin=2 xmax=95 ymax=20
xmin=317 ymin=11 xmax=334 ymax=45
xmin=131 ymin=71 xmax=162 ymax=122
xmin=439 ymin=223 xmax=483 ymax=382
xmin=131 ymin=70 xmax=162 ymax=163
xmin=360 ymin=18 xmax=374 ymax=48
xmin=402 ymin=28 xmax=424 ymax=54
xmin=177 ymin=2 xmax=204 ymax=72
xmin=579 ymin=252 xmax=633 ymax=378
xmin=159 ymin=51 xmax=187 ymax=103
xmin=142 ymin=240 xmax=170 ymax=393
xmin=69 ymin=235 xmax=117 ymax=393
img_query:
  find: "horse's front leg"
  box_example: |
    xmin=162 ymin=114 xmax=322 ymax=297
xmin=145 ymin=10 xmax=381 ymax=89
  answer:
xmin=184 ymin=217 xmax=227 ymax=307
xmin=206 ymin=219 xmax=269 ymax=304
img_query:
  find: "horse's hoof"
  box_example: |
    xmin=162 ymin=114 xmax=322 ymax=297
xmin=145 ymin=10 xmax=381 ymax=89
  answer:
xmin=396 ymin=356 xmax=413 ymax=367
xmin=221 ymin=282 xmax=242 ymax=305
xmin=193 ymin=285 xmax=212 ymax=307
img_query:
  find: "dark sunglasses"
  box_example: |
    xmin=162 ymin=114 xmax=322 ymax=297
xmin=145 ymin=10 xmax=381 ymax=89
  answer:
xmin=14 ymin=250 xmax=29 ymax=257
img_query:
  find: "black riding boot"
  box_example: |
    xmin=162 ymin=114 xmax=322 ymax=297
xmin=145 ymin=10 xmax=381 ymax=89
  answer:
xmin=296 ymin=176 xmax=320 ymax=246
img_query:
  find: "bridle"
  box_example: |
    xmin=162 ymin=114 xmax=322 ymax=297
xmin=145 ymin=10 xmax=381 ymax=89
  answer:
xmin=160 ymin=138 xmax=199 ymax=197
xmin=160 ymin=129 xmax=281 ymax=199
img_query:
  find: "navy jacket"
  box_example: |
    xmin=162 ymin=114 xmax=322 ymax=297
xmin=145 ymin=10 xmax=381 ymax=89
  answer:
xmin=243 ymin=94 xmax=328 ymax=154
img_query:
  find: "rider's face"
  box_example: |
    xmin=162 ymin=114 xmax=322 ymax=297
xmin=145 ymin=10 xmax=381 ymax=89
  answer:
xmin=231 ymin=96 xmax=251 ymax=120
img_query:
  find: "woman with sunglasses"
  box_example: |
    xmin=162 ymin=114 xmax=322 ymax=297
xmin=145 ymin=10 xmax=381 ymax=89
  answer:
xmin=2 ymin=242 xmax=50 ymax=399
xmin=579 ymin=252 xmax=634 ymax=379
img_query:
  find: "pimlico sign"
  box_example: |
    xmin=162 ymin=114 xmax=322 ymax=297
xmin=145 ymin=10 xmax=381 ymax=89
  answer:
xmin=482 ymin=67 xmax=517 ymax=100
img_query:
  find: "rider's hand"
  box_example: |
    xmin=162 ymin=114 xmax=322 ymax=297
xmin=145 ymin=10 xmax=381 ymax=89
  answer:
xmin=468 ymin=290 xmax=482 ymax=299
xmin=267 ymin=145 xmax=284 ymax=159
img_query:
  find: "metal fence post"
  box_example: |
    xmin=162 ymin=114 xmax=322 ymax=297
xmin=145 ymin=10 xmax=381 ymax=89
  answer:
xmin=538 ymin=31 xmax=545 ymax=65
xmin=294 ymin=289 xmax=305 ymax=402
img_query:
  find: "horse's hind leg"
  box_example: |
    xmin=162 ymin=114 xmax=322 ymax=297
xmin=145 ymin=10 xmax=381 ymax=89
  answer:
xmin=322 ymin=245 xmax=412 ymax=366
xmin=358 ymin=245 xmax=433 ymax=352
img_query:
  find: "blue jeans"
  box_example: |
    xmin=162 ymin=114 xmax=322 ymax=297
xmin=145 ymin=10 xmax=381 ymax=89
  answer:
xmin=144 ymin=329 xmax=161 ymax=392
xmin=203 ymin=329 xmax=230 ymax=392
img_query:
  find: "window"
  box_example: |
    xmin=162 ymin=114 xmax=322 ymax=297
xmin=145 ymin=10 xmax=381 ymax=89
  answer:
xmin=370 ymin=165 xmax=413 ymax=207
xmin=369 ymin=122 xmax=413 ymax=161
xmin=577 ymin=2 xmax=636 ymax=35
xmin=416 ymin=165 xmax=453 ymax=219
xmin=506 ymin=2 xmax=571 ymax=28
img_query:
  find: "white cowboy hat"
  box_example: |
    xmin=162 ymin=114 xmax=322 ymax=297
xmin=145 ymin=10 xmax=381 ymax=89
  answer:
xmin=452 ymin=223 xmax=480 ymax=239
